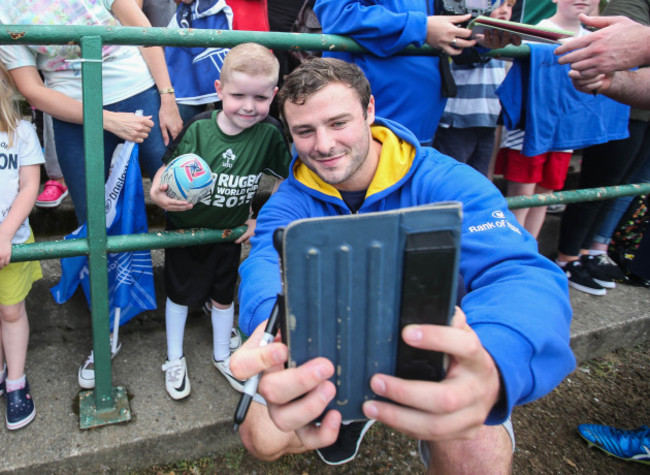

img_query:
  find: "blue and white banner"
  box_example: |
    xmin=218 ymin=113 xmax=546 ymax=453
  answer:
xmin=50 ymin=140 xmax=157 ymax=330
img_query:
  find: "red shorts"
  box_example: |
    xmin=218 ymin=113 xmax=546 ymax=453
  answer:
xmin=495 ymin=148 xmax=572 ymax=190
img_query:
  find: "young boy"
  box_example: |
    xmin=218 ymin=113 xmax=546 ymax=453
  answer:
xmin=495 ymin=0 xmax=599 ymax=238
xmin=150 ymin=42 xmax=291 ymax=400
xmin=433 ymin=0 xmax=517 ymax=177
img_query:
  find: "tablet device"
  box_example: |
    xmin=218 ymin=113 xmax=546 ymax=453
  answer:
xmin=279 ymin=202 xmax=462 ymax=421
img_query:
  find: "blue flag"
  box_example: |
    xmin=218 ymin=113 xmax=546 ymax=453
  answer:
xmin=50 ymin=140 xmax=157 ymax=330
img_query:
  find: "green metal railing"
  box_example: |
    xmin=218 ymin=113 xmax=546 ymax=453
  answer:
xmin=2 ymin=25 xmax=648 ymax=428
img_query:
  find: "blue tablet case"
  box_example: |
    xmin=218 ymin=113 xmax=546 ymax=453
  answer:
xmin=280 ymin=202 xmax=462 ymax=421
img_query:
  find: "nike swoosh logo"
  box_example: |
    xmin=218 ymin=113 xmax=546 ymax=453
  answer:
xmin=173 ymin=375 xmax=186 ymax=392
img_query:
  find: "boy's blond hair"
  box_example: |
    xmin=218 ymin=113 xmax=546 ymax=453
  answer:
xmin=0 ymin=62 xmax=20 ymax=146
xmin=220 ymin=42 xmax=279 ymax=85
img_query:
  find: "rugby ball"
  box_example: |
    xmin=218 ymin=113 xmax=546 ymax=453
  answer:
xmin=161 ymin=153 xmax=214 ymax=204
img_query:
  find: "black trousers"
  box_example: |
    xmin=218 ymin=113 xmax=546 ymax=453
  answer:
xmin=558 ymin=119 xmax=650 ymax=256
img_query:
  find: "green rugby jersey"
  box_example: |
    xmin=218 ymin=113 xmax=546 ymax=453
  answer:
xmin=163 ymin=110 xmax=291 ymax=230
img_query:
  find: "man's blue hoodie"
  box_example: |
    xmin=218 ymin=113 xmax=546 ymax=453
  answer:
xmin=238 ymin=116 xmax=576 ymax=424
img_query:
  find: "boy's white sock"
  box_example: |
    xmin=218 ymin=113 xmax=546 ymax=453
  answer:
xmin=166 ymin=297 xmax=189 ymax=361
xmin=212 ymin=303 xmax=234 ymax=362
xmin=6 ymin=374 xmax=26 ymax=392
xmin=589 ymin=250 xmax=606 ymax=256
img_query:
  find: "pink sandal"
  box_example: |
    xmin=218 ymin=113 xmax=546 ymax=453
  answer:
xmin=36 ymin=180 xmax=68 ymax=208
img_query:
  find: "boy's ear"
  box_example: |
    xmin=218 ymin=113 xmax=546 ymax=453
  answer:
xmin=272 ymin=86 xmax=279 ymax=98
xmin=215 ymin=79 xmax=223 ymax=99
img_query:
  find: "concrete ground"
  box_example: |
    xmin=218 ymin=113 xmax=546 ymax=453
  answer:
xmin=1 ymin=177 xmax=648 ymax=474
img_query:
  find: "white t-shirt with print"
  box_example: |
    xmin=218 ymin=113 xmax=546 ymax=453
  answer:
xmin=0 ymin=120 xmax=45 ymax=244
xmin=0 ymin=0 xmax=154 ymax=105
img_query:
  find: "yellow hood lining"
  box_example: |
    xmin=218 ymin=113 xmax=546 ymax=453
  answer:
xmin=293 ymin=125 xmax=415 ymax=200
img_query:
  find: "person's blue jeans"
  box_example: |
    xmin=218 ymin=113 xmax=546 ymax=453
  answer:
xmin=433 ymin=126 xmax=496 ymax=177
xmin=52 ymin=86 xmax=167 ymax=224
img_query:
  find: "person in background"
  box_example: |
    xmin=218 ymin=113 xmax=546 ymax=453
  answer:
xmin=0 ymin=0 xmax=184 ymax=390
xmin=552 ymin=4 xmax=650 ymax=295
xmin=494 ymin=0 xmax=599 ymax=239
xmin=433 ymin=0 xmax=517 ymax=177
xmin=313 ymin=0 xmax=520 ymax=146
xmin=34 ymin=111 xmax=68 ymax=209
xmin=0 ymin=62 xmax=44 ymax=430
xmin=555 ymin=3 xmax=650 ymax=466
xmin=164 ymin=0 xmax=233 ymax=123
xmin=163 ymin=0 xmax=271 ymax=122
xmin=0 ymin=0 xmax=183 ymax=227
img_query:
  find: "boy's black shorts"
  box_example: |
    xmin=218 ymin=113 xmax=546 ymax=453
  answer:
xmin=164 ymin=240 xmax=242 ymax=308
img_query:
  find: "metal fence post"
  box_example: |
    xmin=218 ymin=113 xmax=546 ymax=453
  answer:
xmin=77 ymin=35 xmax=131 ymax=429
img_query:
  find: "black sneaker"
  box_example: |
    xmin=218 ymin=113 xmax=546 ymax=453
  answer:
xmin=580 ymin=254 xmax=625 ymax=288
xmin=316 ymin=419 xmax=376 ymax=465
xmin=563 ymin=260 xmax=606 ymax=296
xmin=624 ymin=272 xmax=650 ymax=288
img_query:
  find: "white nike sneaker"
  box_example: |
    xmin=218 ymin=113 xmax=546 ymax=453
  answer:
xmin=229 ymin=327 xmax=242 ymax=351
xmin=213 ymin=355 xmax=244 ymax=392
xmin=162 ymin=356 xmax=191 ymax=400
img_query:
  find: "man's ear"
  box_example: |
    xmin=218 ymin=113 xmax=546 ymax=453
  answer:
xmin=215 ymin=79 xmax=223 ymax=99
xmin=366 ymin=95 xmax=376 ymax=125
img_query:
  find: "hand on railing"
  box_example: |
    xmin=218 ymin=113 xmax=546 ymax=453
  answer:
xmin=235 ymin=218 xmax=256 ymax=244
xmin=425 ymin=14 xmax=476 ymax=55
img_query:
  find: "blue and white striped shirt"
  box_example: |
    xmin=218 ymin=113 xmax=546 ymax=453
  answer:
xmin=438 ymin=58 xmax=507 ymax=129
